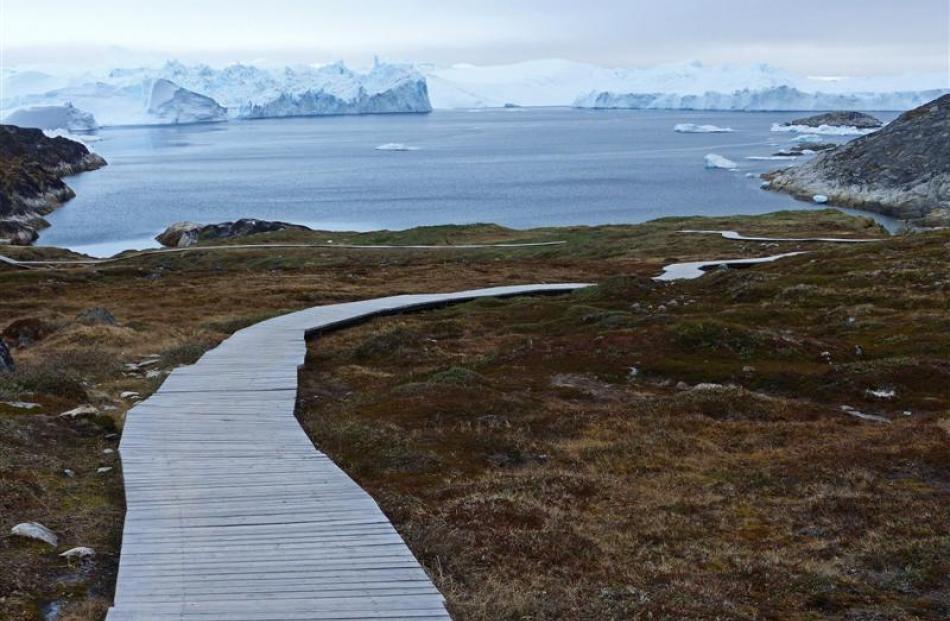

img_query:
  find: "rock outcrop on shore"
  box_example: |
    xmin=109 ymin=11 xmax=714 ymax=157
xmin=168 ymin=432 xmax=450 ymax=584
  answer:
xmin=0 ymin=125 xmax=107 ymax=245
xmin=763 ymin=95 xmax=950 ymax=225
xmin=155 ymin=219 xmax=311 ymax=247
xmin=783 ymin=111 xmax=883 ymax=129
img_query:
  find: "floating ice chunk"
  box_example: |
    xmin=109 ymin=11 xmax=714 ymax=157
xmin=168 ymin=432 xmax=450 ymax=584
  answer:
xmin=674 ymin=123 xmax=734 ymax=133
xmin=771 ymin=123 xmax=877 ymax=136
xmin=704 ymin=154 xmax=738 ymax=170
xmin=11 ymin=522 xmax=58 ymax=546
xmin=813 ymin=195 xmax=829 ymax=204
xmin=375 ymin=143 xmax=420 ymax=151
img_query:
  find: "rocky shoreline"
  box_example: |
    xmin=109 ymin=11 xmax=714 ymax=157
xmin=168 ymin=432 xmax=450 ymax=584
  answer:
xmin=763 ymin=95 xmax=950 ymax=226
xmin=0 ymin=125 xmax=107 ymax=245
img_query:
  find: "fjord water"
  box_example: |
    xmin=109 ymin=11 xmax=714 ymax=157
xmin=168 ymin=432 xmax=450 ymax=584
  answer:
xmin=44 ymin=108 xmax=897 ymax=255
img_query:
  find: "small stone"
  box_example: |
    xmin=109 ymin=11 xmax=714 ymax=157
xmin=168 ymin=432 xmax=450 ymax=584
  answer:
xmin=627 ymin=367 xmax=639 ymax=380
xmin=75 ymin=307 xmax=116 ymax=326
xmin=96 ymin=467 xmax=113 ymax=474
xmin=675 ymin=381 xmax=690 ymax=390
xmin=120 ymin=391 xmax=140 ymax=400
xmin=0 ymin=341 xmax=14 ymax=374
xmin=63 ymin=469 xmax=75 ymax=477
xmin=102 ymin=448 xmax=114 ymax=454
xmin=59 ymin=546 xmax=95 ymax=559
xmin=59 ymin=405 xmax=99 ymax=419
xmin=11 ymin=522 xmax=58 ymax=546
xmin=2 ymin=401 xmax=40 ymax=409
xmin=742 ymin=365 xmax=756 ymax=374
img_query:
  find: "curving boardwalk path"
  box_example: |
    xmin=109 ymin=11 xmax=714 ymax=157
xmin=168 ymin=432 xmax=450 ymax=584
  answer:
xmin=107 ymin=284 xmax=589 ymax=621
xmin=655 ymin=252 xmax=808 ymax=281
xmin=678 ymin=229 xmax=882 ymax=243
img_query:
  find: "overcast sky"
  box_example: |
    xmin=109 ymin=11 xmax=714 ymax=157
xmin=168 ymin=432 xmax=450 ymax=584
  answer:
xmin=3 ymin=0 xmax=948 ymax=76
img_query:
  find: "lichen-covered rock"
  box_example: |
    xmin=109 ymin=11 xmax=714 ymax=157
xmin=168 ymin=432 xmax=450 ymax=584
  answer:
xmin=76 ymin=307 xmax=116 ymax=326
xmin=783 ymin=111 xmax=883 ymax=129
xmin=763 ymin=95 xmax=950 ymax=223
xmin=155 ymin=219 xmax=311 ymax=247
xmin=0 ymin=124 xmax=106 ymax=245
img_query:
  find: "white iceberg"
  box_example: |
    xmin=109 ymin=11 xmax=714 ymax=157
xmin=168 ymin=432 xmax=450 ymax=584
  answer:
xmin=146 ymin=78 xmax=228 ymax=124
xmin=705 ymin=154 xmax=738 ymax=170
xmin=3 ymin=102 xmax=98 ymax=131
xmin=771 ymin=123 xmax=878 ymax=136
xmin=375 ymin=143 xmax=420 ymax=151
xmin=674 ymin=123 xmax=734 ymax=133
xmin=1 ymin=60 xmax=430 ymax=127
xmin=425 ymin=59 xmax=948 ymax=111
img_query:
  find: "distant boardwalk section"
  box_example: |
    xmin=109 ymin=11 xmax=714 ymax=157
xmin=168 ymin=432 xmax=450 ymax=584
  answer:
xmin=107 ymin=284 xmax=588 ymax=621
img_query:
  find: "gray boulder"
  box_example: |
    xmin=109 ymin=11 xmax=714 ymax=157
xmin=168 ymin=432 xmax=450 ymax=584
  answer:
xmin=156 ymin=219 xmax=311 ymax=247
xmin=0 ymin=341 xmax=13 ymax=373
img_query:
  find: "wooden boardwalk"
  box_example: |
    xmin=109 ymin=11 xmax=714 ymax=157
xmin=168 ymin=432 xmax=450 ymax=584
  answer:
xmin=107 ymin=284 xmax=588 ymax=621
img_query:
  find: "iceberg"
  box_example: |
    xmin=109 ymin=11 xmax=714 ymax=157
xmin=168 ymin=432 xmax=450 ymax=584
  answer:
xmin=153 ymin=60 xmax=431 ymax=119
xmin=674 ymin=123 xmax=734 ymax=133
xmin=1 ymin=60 xmax=431 ymax=127
xmin=705 ymin=154 xmax=738 ymax=170
xmin=423 ymin=59 xmax=948 ymax=111
xmin=3 ymin=103 xmax=98 ymax=131
xmin=146 ymin=79 xmax=228 ymax=124
xmin=575 ymin=85 xmax=947 ymax=112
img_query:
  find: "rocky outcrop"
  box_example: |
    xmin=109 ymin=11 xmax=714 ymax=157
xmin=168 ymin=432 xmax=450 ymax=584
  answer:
xmin=763 ymin=95 xmax=950 ymax=224
xmin=783 ymin=111 xmax=883 ymax=129
xmin=0 ymin=124 xmax=107 ymax=245
xmin=155 ymin=219 xmax=311 ymax=247
xmin=773 ymin=142 xmax=838 ymax=157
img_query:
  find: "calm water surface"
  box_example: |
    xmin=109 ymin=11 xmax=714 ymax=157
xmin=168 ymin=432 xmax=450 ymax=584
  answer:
xmin=44 ymin=108 xmax=899 ymax=256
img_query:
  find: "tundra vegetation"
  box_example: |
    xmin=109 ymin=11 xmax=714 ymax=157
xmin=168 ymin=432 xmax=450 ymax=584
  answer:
xmin=1 ymin=210 xmax=946 ymax=620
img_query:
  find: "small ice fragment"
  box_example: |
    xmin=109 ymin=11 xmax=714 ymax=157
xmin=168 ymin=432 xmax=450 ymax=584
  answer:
xmin=674 ymin=123 xmax=734 ymax=133
xmin=705 ymin=154 xmax=738 ymax=170
xmin=375 ymin=143 xmax=419 ymax=151
xmin=813 ymin=195 xmax=829 ymax=204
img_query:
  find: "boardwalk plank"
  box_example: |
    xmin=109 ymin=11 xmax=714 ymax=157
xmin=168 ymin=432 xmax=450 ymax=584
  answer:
xmin=106 ymin=284 xmax=588 ymax=620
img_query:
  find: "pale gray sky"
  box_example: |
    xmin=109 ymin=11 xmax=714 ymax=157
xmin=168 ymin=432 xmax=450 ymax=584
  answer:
xmin=3 ymin=0 xmax=948 ymax=75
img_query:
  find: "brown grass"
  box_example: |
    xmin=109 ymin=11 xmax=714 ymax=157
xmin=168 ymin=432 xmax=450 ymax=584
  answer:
xmin=0 ymin=210 xmax=932 ymax=619
xmin=296 ymin=231 xmax=949 ymax=620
